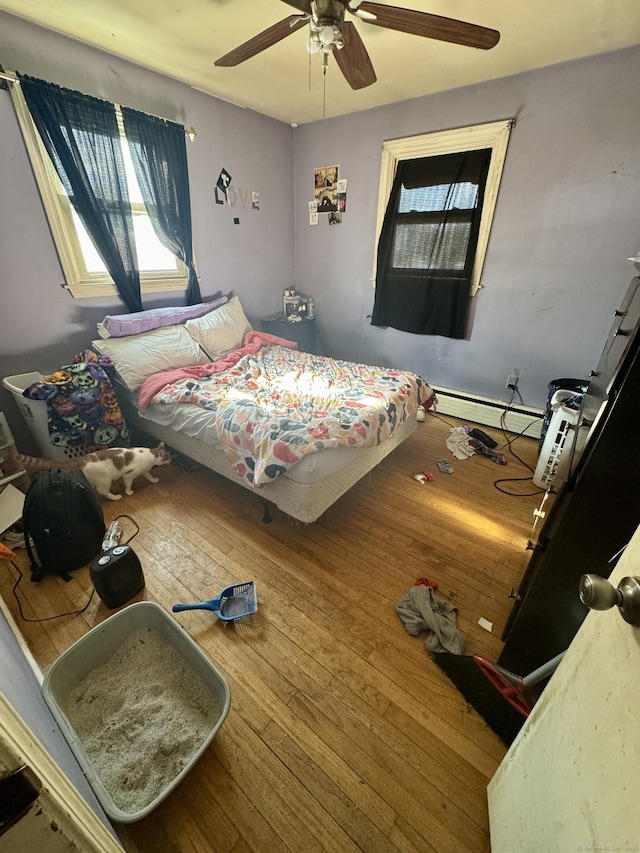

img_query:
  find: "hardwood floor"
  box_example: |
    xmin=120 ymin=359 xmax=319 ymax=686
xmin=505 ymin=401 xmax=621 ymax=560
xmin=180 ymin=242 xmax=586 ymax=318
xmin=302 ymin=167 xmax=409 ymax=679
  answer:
xmin=0 ymin=412 xmax=542 ymax=853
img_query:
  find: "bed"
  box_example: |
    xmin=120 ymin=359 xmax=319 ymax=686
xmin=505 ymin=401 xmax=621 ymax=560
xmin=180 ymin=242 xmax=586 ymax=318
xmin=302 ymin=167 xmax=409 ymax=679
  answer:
xmin=93 ymin=297 xmax=434 ymax=523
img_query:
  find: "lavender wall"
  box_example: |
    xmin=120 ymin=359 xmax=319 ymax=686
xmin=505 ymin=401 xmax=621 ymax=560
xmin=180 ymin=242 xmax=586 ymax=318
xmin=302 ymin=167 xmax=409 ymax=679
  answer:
xmin=0 ymin=11 xmax=295 ymax=448
xmin=293 ymin=46 xmax=640 ymax=409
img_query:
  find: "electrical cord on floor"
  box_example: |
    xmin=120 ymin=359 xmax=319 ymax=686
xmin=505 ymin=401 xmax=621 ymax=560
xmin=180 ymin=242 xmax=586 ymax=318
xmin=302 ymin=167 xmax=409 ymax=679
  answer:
xmin=425 ymin=399 xmax=545 ymax=497
xmin=493 ymin=392 xmax=546 ymax=497
xmin=10 ymin=559 xmax=95 ymax=622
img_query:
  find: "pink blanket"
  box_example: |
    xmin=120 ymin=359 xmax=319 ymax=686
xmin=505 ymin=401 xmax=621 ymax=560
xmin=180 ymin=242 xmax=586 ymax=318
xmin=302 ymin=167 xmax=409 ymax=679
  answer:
xmin=137 ymin=330 xmax=297 ymax=408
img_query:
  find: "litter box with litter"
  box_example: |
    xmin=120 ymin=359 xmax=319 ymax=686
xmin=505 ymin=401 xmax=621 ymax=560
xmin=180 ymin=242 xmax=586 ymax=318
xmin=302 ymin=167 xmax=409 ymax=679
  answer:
xmin=42 ymin=601 xmax=230 ymax=823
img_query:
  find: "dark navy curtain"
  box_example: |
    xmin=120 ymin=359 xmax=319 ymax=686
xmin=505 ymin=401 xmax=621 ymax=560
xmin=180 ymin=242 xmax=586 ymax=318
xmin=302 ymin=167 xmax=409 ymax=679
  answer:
xmin=371 ymin=149 xmax=491 ymax=339
xmin=19 ymin=75 xmax=142 ymax=312
xmin=121 ymin=107 xmax=202 ymax=305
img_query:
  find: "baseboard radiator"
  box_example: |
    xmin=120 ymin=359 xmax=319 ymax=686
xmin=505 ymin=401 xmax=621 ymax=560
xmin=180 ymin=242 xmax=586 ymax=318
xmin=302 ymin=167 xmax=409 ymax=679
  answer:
xmin=431 ymin=386 xmax=543 ymax=440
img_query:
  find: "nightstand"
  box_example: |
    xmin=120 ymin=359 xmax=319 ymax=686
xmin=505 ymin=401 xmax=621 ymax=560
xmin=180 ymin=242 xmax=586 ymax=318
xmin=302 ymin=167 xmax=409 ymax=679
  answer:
xmin=260 ymin=314 xmax=324 ymax=356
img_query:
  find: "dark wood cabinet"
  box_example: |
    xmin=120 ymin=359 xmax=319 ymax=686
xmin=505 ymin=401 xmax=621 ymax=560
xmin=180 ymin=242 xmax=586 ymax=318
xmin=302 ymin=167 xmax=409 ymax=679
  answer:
xmin=499 ymin=277 xmax=640 ymax=674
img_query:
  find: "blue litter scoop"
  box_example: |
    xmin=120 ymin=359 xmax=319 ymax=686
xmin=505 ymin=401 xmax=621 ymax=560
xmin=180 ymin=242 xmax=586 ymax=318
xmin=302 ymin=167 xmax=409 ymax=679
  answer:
xmin=172 ymin=581 xmax=257 ymax=622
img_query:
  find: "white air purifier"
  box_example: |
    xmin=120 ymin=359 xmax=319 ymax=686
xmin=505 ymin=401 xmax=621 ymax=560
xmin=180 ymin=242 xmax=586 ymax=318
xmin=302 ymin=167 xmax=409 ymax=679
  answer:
xmin=533 ymin=390 xmax=584 ymax=489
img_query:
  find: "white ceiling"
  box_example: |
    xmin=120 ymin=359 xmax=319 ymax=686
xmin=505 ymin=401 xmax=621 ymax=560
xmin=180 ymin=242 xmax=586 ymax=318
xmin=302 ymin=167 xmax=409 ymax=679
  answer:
xmin=1 ymin=0 xmax=639 ymax=124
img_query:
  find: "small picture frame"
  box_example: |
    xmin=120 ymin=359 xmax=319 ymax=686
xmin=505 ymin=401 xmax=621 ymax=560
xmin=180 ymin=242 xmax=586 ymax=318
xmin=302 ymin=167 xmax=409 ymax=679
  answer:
xmin=314 ymin=165 xmax=339 ymax=213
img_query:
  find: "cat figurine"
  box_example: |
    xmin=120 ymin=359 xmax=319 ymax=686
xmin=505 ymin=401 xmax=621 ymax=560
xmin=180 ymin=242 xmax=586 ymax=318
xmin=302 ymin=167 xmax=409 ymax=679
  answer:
xmin=17 ymin=443 xmax=172 ymax=501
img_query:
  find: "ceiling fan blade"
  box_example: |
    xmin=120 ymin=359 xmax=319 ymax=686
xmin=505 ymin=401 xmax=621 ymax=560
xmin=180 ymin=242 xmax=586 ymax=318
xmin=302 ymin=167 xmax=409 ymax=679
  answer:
xmin=281 ymin=0 xmax=312 ymax=11
xmin=334 ymin=21 xmax=377 ymax=89
xmin=358 ymin=2 xmax=500 ymax=50
xmin=215 ymin=16 xmax=308 ymax=67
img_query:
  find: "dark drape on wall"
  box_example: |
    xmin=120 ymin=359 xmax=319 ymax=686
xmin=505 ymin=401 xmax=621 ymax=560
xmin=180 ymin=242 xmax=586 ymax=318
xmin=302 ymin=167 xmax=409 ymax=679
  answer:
xmin=371 ymin=149 xmax=492 ymax=339
xmin=19 ymin=75 xmax=142 ymax=312
xmin=121 ymin=107 xmax=202 ymax=306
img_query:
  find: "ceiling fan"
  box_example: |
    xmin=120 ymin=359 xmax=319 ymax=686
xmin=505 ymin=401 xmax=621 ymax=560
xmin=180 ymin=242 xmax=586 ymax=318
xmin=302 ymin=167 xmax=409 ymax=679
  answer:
xmin=214 ymin=0 xmax=500 ymax=91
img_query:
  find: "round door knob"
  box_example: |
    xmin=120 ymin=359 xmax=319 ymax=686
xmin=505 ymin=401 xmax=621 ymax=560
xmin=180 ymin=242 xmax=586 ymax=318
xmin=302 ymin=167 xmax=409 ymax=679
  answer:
xmin=579 ymin=574 xmax=640 ymax=626
xmin=578 ymin=574 xmax=621 ymax=610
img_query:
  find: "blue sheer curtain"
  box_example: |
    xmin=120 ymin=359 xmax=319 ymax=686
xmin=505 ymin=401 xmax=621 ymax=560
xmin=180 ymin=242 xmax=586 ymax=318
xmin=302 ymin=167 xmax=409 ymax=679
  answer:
xmin=19 ymin=75 xmax=142 ymax=312
xmin=121 ymin=107 xmax=202 ymax=305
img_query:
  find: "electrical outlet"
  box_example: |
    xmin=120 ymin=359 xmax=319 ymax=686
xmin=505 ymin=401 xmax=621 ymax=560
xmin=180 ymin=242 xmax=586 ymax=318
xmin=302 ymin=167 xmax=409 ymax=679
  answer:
xmin=506 ymin=373 xmax=519 ymax=389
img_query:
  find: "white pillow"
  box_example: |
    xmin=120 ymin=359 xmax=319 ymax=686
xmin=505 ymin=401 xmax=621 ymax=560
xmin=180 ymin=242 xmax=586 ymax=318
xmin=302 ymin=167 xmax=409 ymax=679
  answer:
xmin=185 ymin=296 xmax=252 ymax=361
xmin=92 ymin=325 xmax=209 ymax=391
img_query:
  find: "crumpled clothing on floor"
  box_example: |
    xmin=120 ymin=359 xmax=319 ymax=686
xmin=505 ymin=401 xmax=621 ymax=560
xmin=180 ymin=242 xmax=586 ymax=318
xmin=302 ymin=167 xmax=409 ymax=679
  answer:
xmin=469 ymin=438 xmax=507 ymax=465
xmin=445 ymin=426 xmax=476 ymax=460
xmin=446 ymin=426 xmax=507 ymax=464
xmin=396 ymin=585 xmax=465 ymax=655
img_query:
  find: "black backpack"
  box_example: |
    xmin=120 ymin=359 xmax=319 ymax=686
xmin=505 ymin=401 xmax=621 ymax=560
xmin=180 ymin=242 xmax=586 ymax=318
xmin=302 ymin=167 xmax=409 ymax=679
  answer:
xmin=23 ymin=469 xmax=106 ymax=582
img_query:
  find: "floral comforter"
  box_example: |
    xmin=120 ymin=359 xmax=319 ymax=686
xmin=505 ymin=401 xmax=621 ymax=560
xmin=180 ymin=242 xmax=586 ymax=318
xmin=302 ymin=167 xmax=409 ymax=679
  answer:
xmin=150 ymin=346 xmax=433 ymax=486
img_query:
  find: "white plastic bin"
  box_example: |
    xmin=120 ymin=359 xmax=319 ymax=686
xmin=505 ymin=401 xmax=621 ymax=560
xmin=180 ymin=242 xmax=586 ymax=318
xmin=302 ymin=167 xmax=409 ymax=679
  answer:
xmin=42 ymin=601 xmax=230 ymax=823
xmin=2 ymin=371 xmax=67 ymax=461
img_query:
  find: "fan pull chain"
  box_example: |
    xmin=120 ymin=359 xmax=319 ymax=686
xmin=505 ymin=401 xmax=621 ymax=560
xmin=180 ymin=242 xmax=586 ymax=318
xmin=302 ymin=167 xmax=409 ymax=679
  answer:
xmin=323 ymin=69 xmax=326 ymax=118
xmin=322 ymin=52 xmax=328 ymax=118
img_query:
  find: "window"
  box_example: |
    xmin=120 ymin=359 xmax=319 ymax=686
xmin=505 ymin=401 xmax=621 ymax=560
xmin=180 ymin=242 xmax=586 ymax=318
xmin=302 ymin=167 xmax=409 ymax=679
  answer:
xmin=391 ymin=156 xmax=487 ymax=274
xmin=10 ymin=82 xmax=189 ymax=299
xmin=373 ymin=120 xmax=513 ymax=296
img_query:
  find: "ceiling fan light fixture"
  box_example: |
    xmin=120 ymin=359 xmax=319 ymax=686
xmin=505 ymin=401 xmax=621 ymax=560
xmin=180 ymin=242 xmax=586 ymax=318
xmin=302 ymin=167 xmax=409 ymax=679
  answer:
xmin=319 ymin=24 xmax=335 ymax=45
xmin=308 ymin=20 xmax=343 ymax=55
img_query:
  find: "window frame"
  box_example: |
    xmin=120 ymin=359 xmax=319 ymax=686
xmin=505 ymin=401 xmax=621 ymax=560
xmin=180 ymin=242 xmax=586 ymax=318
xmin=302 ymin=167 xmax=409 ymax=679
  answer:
xmin=372 ymin=119 xmax=513 ymax=296
xmin=10 ymin=81 xmax=189 ymax=299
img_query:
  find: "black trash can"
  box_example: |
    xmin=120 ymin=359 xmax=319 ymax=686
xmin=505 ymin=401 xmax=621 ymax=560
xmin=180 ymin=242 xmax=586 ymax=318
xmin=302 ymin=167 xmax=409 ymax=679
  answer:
xmin=539 ymin=378 xmax=588 ymax=447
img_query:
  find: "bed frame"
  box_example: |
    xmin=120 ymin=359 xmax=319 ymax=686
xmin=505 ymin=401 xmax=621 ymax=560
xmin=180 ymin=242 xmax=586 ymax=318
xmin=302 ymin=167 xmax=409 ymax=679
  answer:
xmin=117 ymin=391 xmax=417 ymax=524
